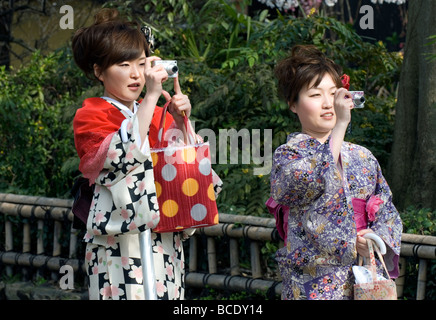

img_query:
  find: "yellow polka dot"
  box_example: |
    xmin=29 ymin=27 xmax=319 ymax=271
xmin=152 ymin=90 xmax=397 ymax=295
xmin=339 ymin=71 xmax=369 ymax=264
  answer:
xmin=162 ymin=200 xmax=178 ymax=218
xmin=213 ymin=213 xmax=219 ymax=224
xmin=151 ymin=152 xmax=158 ymax=167
xmin=207 ymin=183 xmax=216 ymax=201
xmin=182 ymin=178 xmax=199 ymax=197
xmin=181 ymin=147 xmax=196 ymax=163
xmin=154 ymin=181 xmax=162 ymax=198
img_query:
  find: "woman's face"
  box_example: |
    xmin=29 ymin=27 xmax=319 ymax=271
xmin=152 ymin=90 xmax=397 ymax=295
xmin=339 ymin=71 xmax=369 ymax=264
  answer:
xmin=95 ymin=51 xmax=146 ymax=110
xmin=290 ymin=73 xmax=338 ymax=143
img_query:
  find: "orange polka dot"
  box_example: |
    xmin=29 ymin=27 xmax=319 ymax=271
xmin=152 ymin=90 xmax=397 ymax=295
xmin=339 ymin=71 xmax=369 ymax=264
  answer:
xmin=207 ymin=183 xmax=216 ymax=201
xmin=181 ymin=147 xmax=196 ymax=163
xmin=162 ymin=200 xmax=179 ymax=218
xmin=151 ymin=152 xmax=158 ymax=167
xmin=154 ymin=181 xmax=162 ymax=198
xmin=182 ymin=178 xmax=199 ymax=196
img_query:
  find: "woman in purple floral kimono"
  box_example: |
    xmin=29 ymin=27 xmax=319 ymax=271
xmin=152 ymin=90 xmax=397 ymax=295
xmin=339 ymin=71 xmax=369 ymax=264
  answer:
xmin=269 ymin=45 xmax=402 ymax=300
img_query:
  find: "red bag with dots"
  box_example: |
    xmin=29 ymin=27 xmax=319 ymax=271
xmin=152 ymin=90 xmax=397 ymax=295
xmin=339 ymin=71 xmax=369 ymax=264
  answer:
xmin=151 ymin=102 xmax=219 ymax=233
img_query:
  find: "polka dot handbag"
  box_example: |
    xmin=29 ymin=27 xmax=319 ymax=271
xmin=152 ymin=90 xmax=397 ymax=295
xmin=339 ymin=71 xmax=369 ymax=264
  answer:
xmin=151 ymin=102 xmax=219 ymax=233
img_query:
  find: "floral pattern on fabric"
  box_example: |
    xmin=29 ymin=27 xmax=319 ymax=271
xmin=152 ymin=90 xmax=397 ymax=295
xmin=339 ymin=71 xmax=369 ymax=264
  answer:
xmin=270 ymin=132 xmax=402 ymax=300
xmin=86 ymin=232 xmax=186 ymax=300
xmin=81 ymin=104 xmax=190 ymax=300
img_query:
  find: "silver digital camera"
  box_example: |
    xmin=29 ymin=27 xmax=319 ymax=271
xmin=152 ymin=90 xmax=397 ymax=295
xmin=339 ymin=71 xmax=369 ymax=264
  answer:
xmin=152 ymin=60 xmax=179 ymax=78
xmin=349 ymin=91 xmax=365 ymax=108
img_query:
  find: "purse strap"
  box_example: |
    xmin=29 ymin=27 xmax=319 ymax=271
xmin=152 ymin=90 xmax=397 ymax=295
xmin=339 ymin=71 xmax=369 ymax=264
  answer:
xmin=155 ymin=100 xmax=194 ymax=148
xmin=360 ymin=239 xmax=391 ymax=280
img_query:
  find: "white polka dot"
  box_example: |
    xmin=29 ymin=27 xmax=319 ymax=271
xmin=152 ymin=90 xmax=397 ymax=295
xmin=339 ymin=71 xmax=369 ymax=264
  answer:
xmin=198 ymin=158 xmax=211 ymax=176
xmin=164 ymin=146 xmax=176 ymax=157
xmin=190 ymin=204 xmax=207 ymax=221
xmin=158 ymin=128 xmax=163 ymax=143
xmin=161 ymin=164 xmax=177 ymax=181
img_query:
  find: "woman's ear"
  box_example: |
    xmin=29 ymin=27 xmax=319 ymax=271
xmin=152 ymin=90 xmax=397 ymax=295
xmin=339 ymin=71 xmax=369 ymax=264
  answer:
xmin=288 ymin=101 xmax=297 ymax=114
xmin=93 ymin=64 xmax=103 ymax=82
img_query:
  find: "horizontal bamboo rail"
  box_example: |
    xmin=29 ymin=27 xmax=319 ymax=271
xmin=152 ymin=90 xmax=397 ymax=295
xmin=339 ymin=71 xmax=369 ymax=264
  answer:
xmin=1 ymin=193 xmax=435 ymax=299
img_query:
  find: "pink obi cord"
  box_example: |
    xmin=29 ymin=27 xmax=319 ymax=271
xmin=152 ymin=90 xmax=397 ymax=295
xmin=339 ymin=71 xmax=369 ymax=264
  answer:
xmin=352 ymin=195 xmax=383 ymax=232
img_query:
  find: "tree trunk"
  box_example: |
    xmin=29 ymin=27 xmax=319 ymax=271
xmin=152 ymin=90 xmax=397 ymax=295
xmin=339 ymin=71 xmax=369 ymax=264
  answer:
xmin=387 ymin=0 xmax=436 ymax=211
xmin=0 ymin=1 xmax=13 ymax=68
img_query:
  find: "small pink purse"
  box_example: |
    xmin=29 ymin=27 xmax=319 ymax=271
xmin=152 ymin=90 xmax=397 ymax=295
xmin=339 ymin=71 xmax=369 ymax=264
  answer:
xmin=353 ymin=239 xmax=397 ymax=300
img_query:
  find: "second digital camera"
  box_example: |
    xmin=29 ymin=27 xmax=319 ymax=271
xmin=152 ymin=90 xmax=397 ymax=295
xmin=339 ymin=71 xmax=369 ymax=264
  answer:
xmin=349 ymin=91 xmax=365 ymax=108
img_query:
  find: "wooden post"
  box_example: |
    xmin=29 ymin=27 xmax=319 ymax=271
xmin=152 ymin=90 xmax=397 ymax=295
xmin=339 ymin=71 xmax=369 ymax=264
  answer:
xmin=69 ymin=225 xmax=78 ymax=259
xmin=250 ymin=241 xmax=262 ymax=279
xmin=396 ymin=256 xmax=407 ymax=299
xmin=37 ymin=220 xmax=44 ymax=255
xmin=51 ymin=220 xmax=62 ymax=281
xmin=416 ymin=259 xmax=428 ymax=300
xmin=189 ymin=235 xmax=198 ymax=272
xmin=229 ymin=238 xmax=240 ymax=276
xmin=4 ymin=218 xmax=13 ymax=276
xmin=207 ymin=237 xmax=217 ymax=274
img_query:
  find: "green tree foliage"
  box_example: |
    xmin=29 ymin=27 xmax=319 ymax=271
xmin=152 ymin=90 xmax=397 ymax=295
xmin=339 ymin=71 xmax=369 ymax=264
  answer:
xmin=0 ymin=48 xmax=94 ymax=197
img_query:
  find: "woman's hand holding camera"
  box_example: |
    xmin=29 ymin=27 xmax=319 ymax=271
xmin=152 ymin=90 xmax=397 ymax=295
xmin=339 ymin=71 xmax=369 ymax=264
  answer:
xmin=144 ymin=56 xmax=168 ymax=101
xmin=334 ymin=87 xmax=354 ymax=128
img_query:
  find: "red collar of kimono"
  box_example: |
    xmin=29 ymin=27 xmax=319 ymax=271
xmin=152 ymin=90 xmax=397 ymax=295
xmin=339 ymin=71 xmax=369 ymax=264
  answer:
xmin=73 ymin=97 xmax=173 ymax=183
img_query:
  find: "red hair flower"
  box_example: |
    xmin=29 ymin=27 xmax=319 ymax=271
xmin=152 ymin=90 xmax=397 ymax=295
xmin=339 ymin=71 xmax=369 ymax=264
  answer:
xmin=341 ymin=74 xmax=350 ymax=90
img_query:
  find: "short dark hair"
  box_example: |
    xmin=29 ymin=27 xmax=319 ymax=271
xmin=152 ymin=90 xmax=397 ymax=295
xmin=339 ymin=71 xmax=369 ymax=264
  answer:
xmin=274 ymin=45 xmax=343 ymax=105
xmin=72 ymin=8 xmax=150 ymax=82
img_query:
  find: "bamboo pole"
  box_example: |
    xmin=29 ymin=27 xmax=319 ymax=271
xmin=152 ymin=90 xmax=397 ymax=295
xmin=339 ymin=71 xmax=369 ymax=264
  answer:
xmin=5 ymin=219 xmax=13 ymax=252
xmin=0 ymin=202 xmax=73 ymax=221
xmin=401 ymin=233 xmax=436 ymax=246
xmin=396 ymin=257 xmax=407 ymax=299
xmin=207 ymin=237 xmax=217 ymax=274
xmin=0 ymin=251 xmax=86 ymax=273
xmin=416 ymin=259 xmax=428 ymax=300
xmin=229 ymin=238 xmax=240 ymax=276
xmin=4 ymin=218 xmax=13 ymax=277
xmin=250 ymin=241 xmax=262 ymax=279
xmin=0 ymin=193 xmax=73 ymax=208
xmin=189 ymin=235 xmax=198 ymax=272
xmin=197 ymin=223 xmax=276 ymax=242
xmin=69 ymin=225 xmax=78 ymax=259
xmin=185 ymin=272 xmax=282 ymax=296
xmin=400 ymin=243 xmax=436 ymax=259
xmin=53 ymin=221 xmax=62 ymax=257
xmin=37 ymin=220 xmax=44 ymax=255
xmin=23 ymin=222 xmax=31 ymax=253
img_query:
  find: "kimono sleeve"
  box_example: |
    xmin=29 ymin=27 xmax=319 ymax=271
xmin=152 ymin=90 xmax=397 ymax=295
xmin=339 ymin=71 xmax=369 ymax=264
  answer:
xmin=270 ymin=134 xmax=341 ymax=208
xmin=368 ymin=156 xmax=403 ymax=278
xmin=88 ymin=114 xmax=160 ymax=237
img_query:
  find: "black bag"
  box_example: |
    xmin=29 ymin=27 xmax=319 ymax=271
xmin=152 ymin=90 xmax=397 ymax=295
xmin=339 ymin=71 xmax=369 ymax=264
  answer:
xmin=71 ymin=177 xmax=94 ymax=230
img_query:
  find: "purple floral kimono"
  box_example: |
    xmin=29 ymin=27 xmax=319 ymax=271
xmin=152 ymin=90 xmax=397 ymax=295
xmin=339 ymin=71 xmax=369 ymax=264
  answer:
xmin=270 ymin=132 xmax=402 ymax=300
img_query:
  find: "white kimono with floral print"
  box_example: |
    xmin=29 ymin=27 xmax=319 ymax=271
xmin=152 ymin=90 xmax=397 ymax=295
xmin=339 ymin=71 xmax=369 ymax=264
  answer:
xmin=83 ymin=98 xmax=192 ymax=300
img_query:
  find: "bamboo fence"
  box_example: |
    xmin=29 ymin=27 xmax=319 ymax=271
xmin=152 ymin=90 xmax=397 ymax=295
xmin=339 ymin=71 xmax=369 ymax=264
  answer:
xmin=0 ymin=192 xmax=435 ymax=300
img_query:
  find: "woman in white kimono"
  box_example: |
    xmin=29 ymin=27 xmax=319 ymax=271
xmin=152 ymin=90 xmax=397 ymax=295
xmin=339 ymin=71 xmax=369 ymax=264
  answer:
xmin=71 ymin=8 xmax=221 ymax=300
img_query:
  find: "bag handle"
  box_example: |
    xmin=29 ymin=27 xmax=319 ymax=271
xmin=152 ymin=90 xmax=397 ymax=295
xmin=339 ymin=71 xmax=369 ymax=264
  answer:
xmin=155 ymin=100 xmax=194 ymax=149
xmin=359 ymin=239 xmax=391 ymax=281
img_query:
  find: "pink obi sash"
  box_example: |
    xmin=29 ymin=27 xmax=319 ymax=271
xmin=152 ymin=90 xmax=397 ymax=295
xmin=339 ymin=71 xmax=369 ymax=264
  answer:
xmin=352 ymin=198 xmax=368 ymax=232
xmin=352 ymin=196 xmax=384 ymax=232
xmin=265 ymin=197 xmax=289 ymax=243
